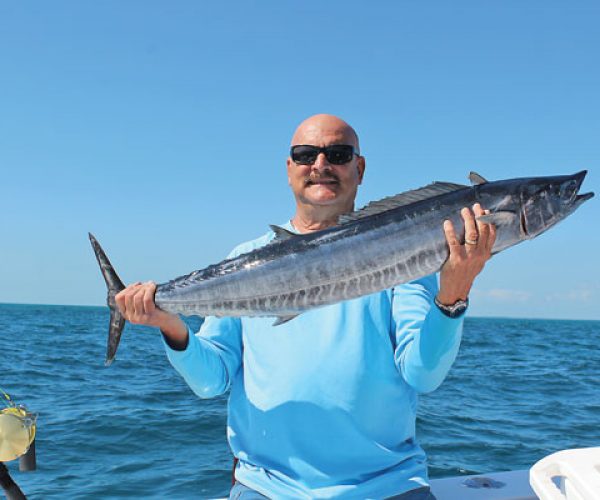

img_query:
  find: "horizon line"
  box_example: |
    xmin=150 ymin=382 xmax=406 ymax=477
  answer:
xmin=0 ymin=301 xmax=598 ymax=323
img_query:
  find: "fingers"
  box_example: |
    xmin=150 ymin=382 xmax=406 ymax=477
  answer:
xmin=473 ymin=204 xmax=490 ymax=247
xmin=443 ymin=219 xmax=465 ymax=258
xmin=115 ymin=281 xmax=158 ymax=324
xmin=439 ymin=203 xmax=497 ymax=302
xmin=133 ymin=285 xmax=146 ymax=316
xmin=472 ymin=204 xmax=497 ymax=257
xmin=462 ymin=206 xmax=479 ymax=248
xmin=444 ymin=204 xmax=489 ymax=255
xmin=115 ymin=282 xmax=140 ymax=317
xmin=123 ymin=283 xmax=138 ymax=317
xmin=487 ymin=218 xmax=497 ymax=254
xmin=473 ymin=204 xmax=498 ymax=257
xmin=443 ymin=203 xmax=497 ymax=261
xmin=461 ymin=203 xmax=497 ymax=256
xmin=143 ymin=282 xmax=157 ymax=315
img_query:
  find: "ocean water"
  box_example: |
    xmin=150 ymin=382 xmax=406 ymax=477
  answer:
xmin=1 ymin=303 xmax=599 ymax=498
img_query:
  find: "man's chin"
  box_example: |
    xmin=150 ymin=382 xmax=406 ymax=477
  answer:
xmin=301 ymin=196 xmax=346 ymax=210
xmin=304 ymin=184 xmax=340 ymax=200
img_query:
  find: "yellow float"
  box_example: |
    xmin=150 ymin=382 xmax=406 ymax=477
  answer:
xmin=0 ymin=389 xmax=36 ymax=463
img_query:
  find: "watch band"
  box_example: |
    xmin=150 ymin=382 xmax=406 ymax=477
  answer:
xmin=434 ymin=296 xmax=469 ymax=318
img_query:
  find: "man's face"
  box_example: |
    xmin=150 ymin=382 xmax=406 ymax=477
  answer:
xmin=287 ymin=121 xmax=365 ymax=213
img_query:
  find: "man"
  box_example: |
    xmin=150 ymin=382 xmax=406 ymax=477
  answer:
xmin=116 ymin=114 xmax=495 ymax=499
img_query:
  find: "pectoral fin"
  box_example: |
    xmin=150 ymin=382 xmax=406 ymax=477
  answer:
xmin=476 ymin=211 xmax=517 ymax=225
xmin=269 ymin=225 xmax=297 ymax=241
xmin=272 ymin=315 xmax=298 ymax=326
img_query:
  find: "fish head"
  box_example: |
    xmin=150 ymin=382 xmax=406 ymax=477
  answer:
xmin=519 ymin=170 xmax=594 ymax=239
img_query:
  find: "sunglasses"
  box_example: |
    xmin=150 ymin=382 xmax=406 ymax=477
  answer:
xmin=290 ymin=144 xmax=359 ymax=166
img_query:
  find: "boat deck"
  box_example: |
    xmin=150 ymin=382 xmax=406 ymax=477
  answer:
xmin=430 ymin=469 xmax=537 ymax=499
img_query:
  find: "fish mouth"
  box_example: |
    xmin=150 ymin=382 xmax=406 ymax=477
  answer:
xmin=520 ymin=170 xmax=594 ymax=237
xmin=574 ymin=169 xmax=588 ymax=185
xmin=576 ymin=192 xmax=594 ymax=202
xmin=571 ymin=170 xmax=594 ymax=205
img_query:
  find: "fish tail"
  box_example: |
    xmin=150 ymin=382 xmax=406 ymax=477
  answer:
xmin=88 ymin=233 xmax=126 ymax=366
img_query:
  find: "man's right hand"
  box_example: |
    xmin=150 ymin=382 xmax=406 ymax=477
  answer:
xmin=115 ymin=282 xmax=189 ymax=349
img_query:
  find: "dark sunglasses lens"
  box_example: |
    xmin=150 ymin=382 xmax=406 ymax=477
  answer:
xmin=325 ymin=145 xmax=354 ymax=165
xmin=292 ymin=146 xmax=319 ymax=165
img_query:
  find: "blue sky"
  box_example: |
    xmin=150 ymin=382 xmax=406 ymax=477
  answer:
xmin=1 ymin=1 xmax=599 ymax=319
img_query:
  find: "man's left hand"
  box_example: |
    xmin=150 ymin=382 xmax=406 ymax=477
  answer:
xmin=437 ymin=203 xmax=496 ymax=305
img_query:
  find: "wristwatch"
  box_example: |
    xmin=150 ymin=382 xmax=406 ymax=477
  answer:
xmin=434 ymin=296 xmax=469 ymax=318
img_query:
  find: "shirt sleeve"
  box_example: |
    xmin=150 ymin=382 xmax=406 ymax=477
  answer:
xmin=392 ymin=274 xmax=464 ymax=394
xmin=163 ymin=316 xmax=243 ymax=398
xmin=161 ymin=243 xmax=251 ymax=399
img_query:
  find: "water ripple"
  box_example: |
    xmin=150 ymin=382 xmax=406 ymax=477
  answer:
xmin=1 ymin=305 xmax=599 ymax=497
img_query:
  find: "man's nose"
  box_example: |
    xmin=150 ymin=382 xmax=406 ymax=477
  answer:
xmin=312 ymin=152 xmax=332 ymax=171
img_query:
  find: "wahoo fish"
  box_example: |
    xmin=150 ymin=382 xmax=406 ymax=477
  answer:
xmin=90 ymin=171 xmax=593 ymax=365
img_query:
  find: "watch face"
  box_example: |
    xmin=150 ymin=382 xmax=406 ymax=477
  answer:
xmin=453 ymin=303 xmax=467 ymax=314
xmin=454 ymin=301 xmax=468 ymax=316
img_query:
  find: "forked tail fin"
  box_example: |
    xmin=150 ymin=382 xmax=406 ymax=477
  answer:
xmin=89 ymin=233 xmax=126 ymax=366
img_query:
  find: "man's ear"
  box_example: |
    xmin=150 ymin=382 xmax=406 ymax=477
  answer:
xmin=286 ymin=157 xmax=293 ymax=185
xmin=357 ymin=156 xmax=366 ymax=184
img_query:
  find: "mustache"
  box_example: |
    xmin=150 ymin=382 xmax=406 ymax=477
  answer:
xmin=304 ymin=173 xmax=340 ymax=186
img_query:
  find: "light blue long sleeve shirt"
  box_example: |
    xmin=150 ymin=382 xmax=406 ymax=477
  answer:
xmin=164 ymin=222 xmax=464 ymax=499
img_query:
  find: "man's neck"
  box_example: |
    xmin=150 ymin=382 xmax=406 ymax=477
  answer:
xmin=291 ymin=204 xmax=354 ymax=234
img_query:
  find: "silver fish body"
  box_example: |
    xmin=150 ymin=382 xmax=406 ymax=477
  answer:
xmin=156 ymin=198 xmax=467 ymax=318
xmin=90 ymin=171 xmax=593 ymax=365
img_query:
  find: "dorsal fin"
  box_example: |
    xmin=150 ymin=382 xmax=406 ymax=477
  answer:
xmin=269 ymin=224 xmax=297 ymax=241
xmin=338 ymin=181 xmax=468 ymax=223
xmin=469 ymin=171 xmax=489 ymax=185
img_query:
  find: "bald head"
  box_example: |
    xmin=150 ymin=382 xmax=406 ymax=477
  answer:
xmin=286 ymin=114 xmax=366 ymax=231
xmin=291 ymin=114 xmax=360 ymax=154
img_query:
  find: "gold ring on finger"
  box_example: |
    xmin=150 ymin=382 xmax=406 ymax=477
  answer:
xmin=465 ymin=238 xmax=478 ymax=245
